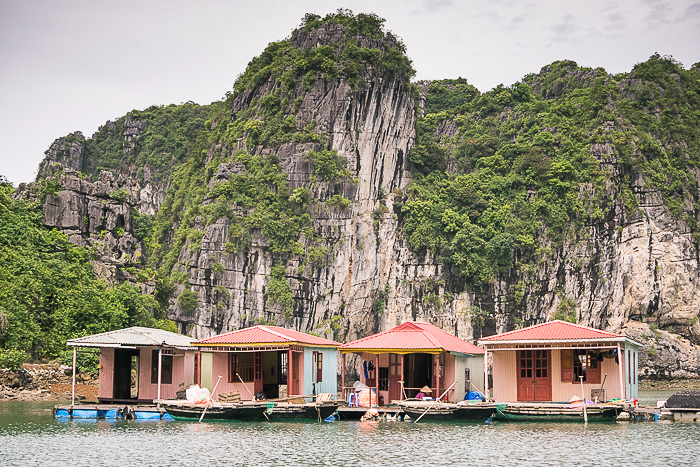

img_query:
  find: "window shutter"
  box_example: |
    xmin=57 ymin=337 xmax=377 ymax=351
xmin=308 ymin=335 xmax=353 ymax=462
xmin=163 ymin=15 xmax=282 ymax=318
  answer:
xmin=561 ymin=349 xmax=573 ymax=382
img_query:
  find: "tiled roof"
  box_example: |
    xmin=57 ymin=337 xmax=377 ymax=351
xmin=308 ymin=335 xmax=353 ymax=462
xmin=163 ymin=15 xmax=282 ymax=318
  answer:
xmin=67 ymin=327 xmax=195 ymax=349
xmin=479 ymin=320 xmax=625 ymax=343
xmin=194 ymin=325 xmax=340 ymax=347
xmin=339 ymin=321 xmax=484 ymax=354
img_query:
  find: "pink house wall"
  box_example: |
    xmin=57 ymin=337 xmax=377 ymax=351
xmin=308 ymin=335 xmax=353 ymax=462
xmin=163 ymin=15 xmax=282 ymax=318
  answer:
xmin=137 ymin=348 xmax=195 ymax=400
xmin=205 ymin=352 xmax=254 ymax=399
xmin=491 ymin=349 xmax=623 ymax=402
xmin=442 ymin=353 xmax=456 ymax=401
xmin=550 ymin=350 xmax=622 ymax=401
xmin=491 ymin=351 xmax=517 ymax=401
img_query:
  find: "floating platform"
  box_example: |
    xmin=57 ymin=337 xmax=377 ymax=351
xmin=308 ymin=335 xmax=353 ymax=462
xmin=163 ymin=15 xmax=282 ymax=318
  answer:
xmin=54 ymin=404 xmax=172 ymax=420
xmin=664 ymin=390 xmax=700 ymax=422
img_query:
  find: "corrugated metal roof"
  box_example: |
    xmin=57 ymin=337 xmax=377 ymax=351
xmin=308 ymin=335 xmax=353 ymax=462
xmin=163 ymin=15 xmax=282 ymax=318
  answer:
xmin=339 ymin=321 xmax=484 ymax=354
xmin=194 ymin=325 xmax=340 ymax=347
xmin=67 ymin=327 xmax=195 ymax=349
xmin=479 ymin=320 xmax=625 ymax=342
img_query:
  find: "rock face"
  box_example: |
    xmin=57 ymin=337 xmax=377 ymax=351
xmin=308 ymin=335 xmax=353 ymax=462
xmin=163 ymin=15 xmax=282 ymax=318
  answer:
xmin=626 ymin=321 xmax=700 ymax=379
xmin=177 ymin=22 xmax=434 ymax=340
xmin=16 ymin=163 xmax=147 ymax=284
xmin=37 ymin=133 xmax=86 ymax=180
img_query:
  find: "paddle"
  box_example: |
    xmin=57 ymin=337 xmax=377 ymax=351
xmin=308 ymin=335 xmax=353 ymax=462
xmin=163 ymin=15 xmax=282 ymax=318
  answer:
xmin=413 ymin=381 xmax=457 ymax=424
xmin=199 ymin=375 xmax=222 ymax=423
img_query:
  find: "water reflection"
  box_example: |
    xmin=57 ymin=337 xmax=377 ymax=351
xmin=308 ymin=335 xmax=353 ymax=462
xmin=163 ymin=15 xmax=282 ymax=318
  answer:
xmin=0 ymin=400 xmax=698 ymax=467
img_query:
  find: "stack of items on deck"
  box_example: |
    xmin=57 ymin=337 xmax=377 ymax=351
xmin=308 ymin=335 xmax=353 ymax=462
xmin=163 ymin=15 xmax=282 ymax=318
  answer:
xmin=218 ymin=391 xmax=241 ymax=403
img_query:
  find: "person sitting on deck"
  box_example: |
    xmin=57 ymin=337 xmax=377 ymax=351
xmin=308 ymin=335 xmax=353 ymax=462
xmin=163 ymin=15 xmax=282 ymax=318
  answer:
xmin=415 ymin=386 xmax=432 ymax=400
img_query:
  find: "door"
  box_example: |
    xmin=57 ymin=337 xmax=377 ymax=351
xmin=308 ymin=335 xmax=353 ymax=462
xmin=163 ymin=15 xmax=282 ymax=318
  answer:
xmin=388 ymin=354 xmax=402 ymax=401
xmin=291 ymin=351 xmax=301 ymax=396
xmin=517 ymin=350 xmax=552 ymax=402
xmin=254 ymin=351 xmax=263 ymax=394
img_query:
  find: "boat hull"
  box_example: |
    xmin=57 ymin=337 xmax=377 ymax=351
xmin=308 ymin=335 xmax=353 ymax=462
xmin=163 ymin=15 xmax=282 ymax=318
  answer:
xmin=494 ymin=403 xmax=621 ymax=422
xmin=267 ymin=402 xmax=339 ymax=421
xmin=399 ymin=402 xmax=497 ymax=422
xmin=162 ymin=402 xmax=267 ymax=422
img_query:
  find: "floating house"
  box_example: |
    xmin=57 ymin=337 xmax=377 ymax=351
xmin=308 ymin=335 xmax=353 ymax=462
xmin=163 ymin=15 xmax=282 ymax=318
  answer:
xmin=479 ymin=320 xmax=642 ymax=402
xmin=66 ymin=327 xmax=196 ymax=404
xmin=339 ymin=321 xmax=485 ymax=405
xmin=192 ymin=326 xmax=341 ymax=400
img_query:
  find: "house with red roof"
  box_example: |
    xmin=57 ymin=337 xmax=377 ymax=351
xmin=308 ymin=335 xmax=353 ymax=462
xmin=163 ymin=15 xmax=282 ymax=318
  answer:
xmin=191 ymin=326 xmax=340 ymax=401
xmin=338 ymin=322 xmax=485 ymax=405
xmin=478 ymin=320 xmax=642 ymax=403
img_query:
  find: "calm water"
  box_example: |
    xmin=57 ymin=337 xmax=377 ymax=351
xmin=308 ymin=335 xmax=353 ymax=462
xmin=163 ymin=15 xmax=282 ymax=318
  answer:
xmin=0 ymin=392 xmax=698 ymax=467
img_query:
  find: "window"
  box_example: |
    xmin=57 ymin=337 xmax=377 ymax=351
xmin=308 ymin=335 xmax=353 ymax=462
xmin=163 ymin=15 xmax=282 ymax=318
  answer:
xmin=313 ymin=351 xmax=323 ymax=383
xmin=561 ymin=349 xmax=600 ymax=384
xmin=378 ymin=367 xmax=389 ymax=391
xmin=229 ymin=353 xmax=254 ymax=383
xmin=628 ymin=350 xmax=631 ymax=385
xmin=151 ymin=349 xmax=173 ymax=384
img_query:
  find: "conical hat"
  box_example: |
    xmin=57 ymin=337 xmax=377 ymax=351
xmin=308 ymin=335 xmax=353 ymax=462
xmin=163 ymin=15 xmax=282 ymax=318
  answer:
xmin=420 ymin=386 xmax=432 ymax=393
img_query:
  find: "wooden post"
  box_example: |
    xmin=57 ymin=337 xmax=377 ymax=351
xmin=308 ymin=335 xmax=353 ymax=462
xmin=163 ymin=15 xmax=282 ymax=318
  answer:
xmin=617 ymin=343 xmax=625 ymax=400
xmin=157 ymin=346 xmax=163 ymax=401
xmin=400 ymin=354 xmax=405 ymax=400
xmin=483 ymin=348 xmax=489 ymax=401
xmin=580 ymin=375 xmax=588 ymax=423
xmin=287 ymin=348 xmax=292 ymax=396
xmin=197 ymin=349 xmax=201 ymax=385
xmin=341 ymin=353 xmax=346 ymax=401
xmin=435 ymin=354 xmax=440 ymax=400
xmin=71 ymin=346 xmax=76 ymax=407
xmin=375 ymin=354 xmax=379 ymax=406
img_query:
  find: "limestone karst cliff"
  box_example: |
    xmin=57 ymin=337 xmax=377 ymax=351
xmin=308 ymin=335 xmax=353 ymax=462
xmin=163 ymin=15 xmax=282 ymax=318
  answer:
xmin=12 ymin=13 xmax=700 ymax=378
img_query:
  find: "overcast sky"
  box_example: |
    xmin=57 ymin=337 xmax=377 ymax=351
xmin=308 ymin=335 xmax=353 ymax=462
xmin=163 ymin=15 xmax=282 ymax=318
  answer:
xmin=1 ymin=0 xmax=699 ymax=185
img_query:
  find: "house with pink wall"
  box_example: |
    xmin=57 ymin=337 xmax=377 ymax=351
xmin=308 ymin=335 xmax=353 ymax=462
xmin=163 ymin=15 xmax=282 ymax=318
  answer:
xmin=67 ymin=327 xmax=196 ymax=402
xmin=192 ymin=325 xmax=340 ymax=401
xmin=339 ymin=322 xmax=485 ymax=405
xmin=478 ymin=320 xmax=641 ymax=403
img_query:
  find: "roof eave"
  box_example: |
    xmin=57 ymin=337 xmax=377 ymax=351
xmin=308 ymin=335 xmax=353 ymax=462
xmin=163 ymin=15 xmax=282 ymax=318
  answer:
xmin=340 ymin=348 xmax=445 ymax=355
xmin=478 ymin=337 xmax=628 ymax=346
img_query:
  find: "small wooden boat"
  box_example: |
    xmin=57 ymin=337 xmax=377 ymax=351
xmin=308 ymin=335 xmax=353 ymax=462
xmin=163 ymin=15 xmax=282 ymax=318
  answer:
xmin=493 ymin=402 xmax=621 ymax=422
xmin=398 ymin=401 xmax=497 ymax=421
xmin=159 ymin=400 xmax=269 ymax=422
xmin=266 ymin=401 xmax=339 ymax=421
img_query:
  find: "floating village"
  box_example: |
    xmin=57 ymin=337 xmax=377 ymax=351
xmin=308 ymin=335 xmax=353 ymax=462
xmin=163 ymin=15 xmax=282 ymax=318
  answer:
xmin=54 ymin=320 xmax=700 ymax=424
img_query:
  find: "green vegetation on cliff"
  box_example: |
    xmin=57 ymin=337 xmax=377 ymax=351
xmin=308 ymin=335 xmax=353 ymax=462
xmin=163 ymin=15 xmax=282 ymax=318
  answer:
xmin=75 ymin=103 xmax=212 ymax=183
xmin=404 ymin=55 xmax=700 ymax=286
xmin=0 ymin=177 xmax=173 ymax=365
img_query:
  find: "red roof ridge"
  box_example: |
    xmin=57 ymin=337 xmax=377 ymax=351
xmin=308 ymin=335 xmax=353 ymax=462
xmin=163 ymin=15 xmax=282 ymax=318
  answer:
xmin=338 ymin=325 xmax=421 ymax=348
xmin=259 ymin=326 xmax=294 ymax=342
xmin=420 ymin=329 xmax=444 ymax=349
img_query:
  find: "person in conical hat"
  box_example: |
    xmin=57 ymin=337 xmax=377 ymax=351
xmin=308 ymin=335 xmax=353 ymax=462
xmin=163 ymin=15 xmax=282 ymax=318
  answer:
xmin=415 ymin=386 xmax=432 ymax=400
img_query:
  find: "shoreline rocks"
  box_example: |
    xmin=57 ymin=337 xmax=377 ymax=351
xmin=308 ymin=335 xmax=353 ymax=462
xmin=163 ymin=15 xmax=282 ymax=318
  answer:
xmin=0 ymin=364 xmax=97 ymax=401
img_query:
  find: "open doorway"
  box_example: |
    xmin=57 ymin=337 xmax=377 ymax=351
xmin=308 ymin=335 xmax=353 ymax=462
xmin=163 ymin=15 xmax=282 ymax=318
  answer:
xmin=113 ymin=348 xmax=139 ymax=399
xmin=404 ymin=353 xmax=433 ymax=398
